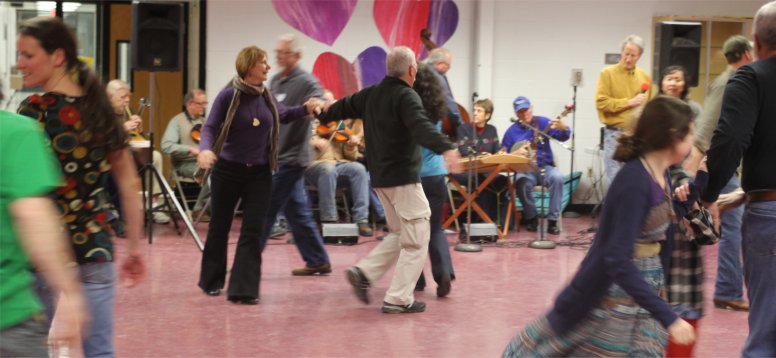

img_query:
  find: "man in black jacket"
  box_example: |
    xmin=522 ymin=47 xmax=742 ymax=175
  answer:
xmin=319 ymin=46 xmax=461 ymax=314
xmin=702 ymin=2 xmax=776 ymax=356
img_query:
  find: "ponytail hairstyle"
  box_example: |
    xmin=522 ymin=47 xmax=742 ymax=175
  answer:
xmin=613 ymin=95 xmax=694 ymax=162
xmin=412 ymin=62 xmax=446 ymax=124
xmin=18 ymin=17 xmax=126 ymax=152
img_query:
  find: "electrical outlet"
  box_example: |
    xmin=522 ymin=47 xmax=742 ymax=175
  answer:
xmin=587 ymin=167 xmax=593 ymax=178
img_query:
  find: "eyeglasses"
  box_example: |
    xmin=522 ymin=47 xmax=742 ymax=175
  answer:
xmin=193 ymin=101 xmax=208 ymax=106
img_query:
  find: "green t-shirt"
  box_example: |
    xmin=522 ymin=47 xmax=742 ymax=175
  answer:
xmin=0 ymin=110 xmax=62 ymax=329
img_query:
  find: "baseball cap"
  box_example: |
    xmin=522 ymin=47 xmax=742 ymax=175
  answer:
xmin=513 ymin=96 xmax=531 ymax=112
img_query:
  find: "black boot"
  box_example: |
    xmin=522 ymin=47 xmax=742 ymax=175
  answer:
xmin=547 ymin=220 xmax=560 ymax=235
xmin=524 ymin=217 xmax=538 ymax=232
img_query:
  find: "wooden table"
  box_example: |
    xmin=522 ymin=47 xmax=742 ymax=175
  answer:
xmin=444 ymin=154 xmax=535 ymax=240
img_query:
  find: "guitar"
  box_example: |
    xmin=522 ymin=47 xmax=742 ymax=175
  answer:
xmin=509 ymin=104 xmax=575 ymax=160
xmin=126 ymin=97 xmax=149 ymax=141
xmin=419 ymin=28 xmax=470 ymax=141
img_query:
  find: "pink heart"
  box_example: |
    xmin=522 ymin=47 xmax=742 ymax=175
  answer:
xmin=272 ymin=0 xmax=357 ymax=46
xmin=313 ymin=47 xmax=387 ymax=99
xmin=373 ymin=0 xmax=431 ymax=55
xmin=373 ymin=0 xmax=459 ymax=57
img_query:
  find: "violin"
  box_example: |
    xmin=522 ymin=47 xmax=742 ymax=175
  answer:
xmin=316 ymin=120 xmax=353 ymax=143
xmin=191 ymin=123 xmax=202 ymax=143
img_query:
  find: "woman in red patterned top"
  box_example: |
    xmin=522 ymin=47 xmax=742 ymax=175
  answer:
xmin=16 ymin=16 xmax=145 ymax=357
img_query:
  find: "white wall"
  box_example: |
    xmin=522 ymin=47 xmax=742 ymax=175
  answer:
xmin=484 ymin=0 xmax=766 ymax=203
xmin=207 ymin=0 xmax=767 ymax=204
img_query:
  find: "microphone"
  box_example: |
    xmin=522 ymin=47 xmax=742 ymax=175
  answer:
xmin=640 ymin=82 xmax=650 ymax=94
xmin=510 ymin=117 xmax=519 ymax=123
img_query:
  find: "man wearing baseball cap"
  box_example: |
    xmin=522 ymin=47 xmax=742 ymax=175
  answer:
xmin=687 ymin=35 xmax=754 ymax=314
xmin=501 ymin=96 xmax=570 ymax=235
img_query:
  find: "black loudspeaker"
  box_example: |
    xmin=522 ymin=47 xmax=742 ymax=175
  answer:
xmin=653 ymin=22 xmax=702 ymax=87
xmin=131 ymin=1 xmax=184 ymax=71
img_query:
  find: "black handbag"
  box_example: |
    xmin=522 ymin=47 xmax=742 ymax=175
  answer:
xmin=684 ymin=201 xmax=720 ymax=245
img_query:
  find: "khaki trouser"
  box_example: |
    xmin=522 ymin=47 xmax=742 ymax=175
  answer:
xmin=356 ymin=183 xmax=431 ymax=306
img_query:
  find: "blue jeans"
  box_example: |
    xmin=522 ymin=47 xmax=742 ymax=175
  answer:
xmin=515 ymin=165 xmax=564 ymax=221
xmin=417 ymin=175 xmax=455 ymax=289
xmin=741 ymin=200 xmax=776 ymax=357
xmin=304 ymin=161 xmax=370 ymax=223
xmin=603 ymin=128 xmax=623 ymax=185
xmin=714 ymin=175 xmax=745 ymax=301
xmin=80 ymin=263 xmax=116 ymax=358
xmin=259 ymin=164 xmax=329 ymax=267
xmin=369 ymin=186 xmax=385 ymax=220
xmin=34 ymin=263 xmax=115 ymax=358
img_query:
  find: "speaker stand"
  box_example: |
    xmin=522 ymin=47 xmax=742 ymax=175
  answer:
xmin=143 ymin=71 xmax=204 ymax=251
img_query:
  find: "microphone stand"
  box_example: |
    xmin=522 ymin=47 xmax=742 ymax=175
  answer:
xmin=519 ymin=120 xmax=571 ymax=250
xmin=455 ymin=92 xmax=482 ymax=253
xmin=563 ymin=85 xmax=581 ymax=218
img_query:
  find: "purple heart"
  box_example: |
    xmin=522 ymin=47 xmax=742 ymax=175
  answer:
xmin=420 ymin=0 xmax=459 ymax=59
xmin=356 ymin=46 xmax=387 ymax=88
xmin=272 ymin=0 xmax=357 ymax=46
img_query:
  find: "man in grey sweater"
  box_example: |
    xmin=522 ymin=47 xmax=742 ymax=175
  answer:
xmin=161 ymin=88 xmax=210 ymax=214
xmin=259 ymin=34 xmax=331 ymax=276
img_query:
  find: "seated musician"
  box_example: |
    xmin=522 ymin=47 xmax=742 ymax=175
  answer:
xmin=454 ymin=98 xmax=508 ymax=223
xmin=161 ymin=88 xmax=210 ymax=219
xmin=501 ymin=96 xmax=570 ymax=235
xmin=106 ymin=79 xmax=169 ymax=224
xmin=304 ymin=91 xmax=374 ymax=237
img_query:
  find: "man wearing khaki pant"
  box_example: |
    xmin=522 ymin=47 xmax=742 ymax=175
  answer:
xmin=318 ymin=46 xmax=461 ymax=313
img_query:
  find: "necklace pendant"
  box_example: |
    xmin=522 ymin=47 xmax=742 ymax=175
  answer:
xmin=252 ymin=117 xmax=260 ymax=127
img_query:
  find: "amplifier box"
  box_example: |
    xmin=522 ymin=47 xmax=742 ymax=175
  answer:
xmin=322 ymin=223 xmax=359 ymax=246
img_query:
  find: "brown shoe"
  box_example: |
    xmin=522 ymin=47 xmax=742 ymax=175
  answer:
xmin=357 ymin=223 xmax=373 ymax=236
xmin=291 ymin=262 xmax=332 ymax=276
xmin=713 ymin=298 xmax=749 ymax=311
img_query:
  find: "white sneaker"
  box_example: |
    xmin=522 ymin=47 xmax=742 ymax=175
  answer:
xmin=153 ymin=211 xmax=170 ymax=224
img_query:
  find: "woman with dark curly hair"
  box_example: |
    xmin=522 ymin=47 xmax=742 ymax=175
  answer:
xmin=16 ymin=16 xmax=145 ymax=357
xmin=412 ymin=63 xmax=455 ymax=297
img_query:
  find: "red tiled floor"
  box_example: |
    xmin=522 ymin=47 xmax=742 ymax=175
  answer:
xmin=113 ymin=215 xmax=747 ymax=357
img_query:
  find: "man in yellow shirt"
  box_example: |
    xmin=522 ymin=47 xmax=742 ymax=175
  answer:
xmin=595 ymin=35 xmax=653 ymax=183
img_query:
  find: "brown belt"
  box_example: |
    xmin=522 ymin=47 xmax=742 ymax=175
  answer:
xmin=604 ymin=125 xmax=621 ymax=131
xmin=747 ymin=190 xmax=776 ymax=203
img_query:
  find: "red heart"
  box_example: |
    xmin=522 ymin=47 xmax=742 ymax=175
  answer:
xmin=312 ymin=52 xmax=360 ymax=100
xmin=373 ymin=0 xmax=432 ymax=56
xmin=313 ymin=47 xmax=387 ymax=99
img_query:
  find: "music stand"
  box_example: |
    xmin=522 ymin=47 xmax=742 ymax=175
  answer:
xmin=140 ymin=72 xmax=204 ymax=251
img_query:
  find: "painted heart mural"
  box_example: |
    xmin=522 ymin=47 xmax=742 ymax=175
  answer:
xmin=271 ymin=0 xmax=357 ymax=46
xmin=313 ymin=47 xmax=387 ymax=99
xmin=275 ymin=0 xmax=459 ymax=98
xmin=374 ymin=0 xmax=458 ymax=58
